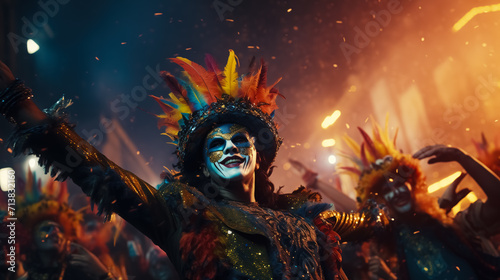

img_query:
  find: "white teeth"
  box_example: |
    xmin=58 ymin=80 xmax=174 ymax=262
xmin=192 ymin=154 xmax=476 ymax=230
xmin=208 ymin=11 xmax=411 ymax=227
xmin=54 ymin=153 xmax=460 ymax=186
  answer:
xmin=224 ymin=158 xmax=243 ymax=164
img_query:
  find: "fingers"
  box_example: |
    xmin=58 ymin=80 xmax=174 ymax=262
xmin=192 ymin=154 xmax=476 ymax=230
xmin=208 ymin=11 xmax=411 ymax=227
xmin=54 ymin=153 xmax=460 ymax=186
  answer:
xmin=413 ymin=144 xmax=447 ymax=160
xmin=456 ymin=188 xmax=472 ymax=201
xmin=450 ymin=172 xmax=467 ymax=190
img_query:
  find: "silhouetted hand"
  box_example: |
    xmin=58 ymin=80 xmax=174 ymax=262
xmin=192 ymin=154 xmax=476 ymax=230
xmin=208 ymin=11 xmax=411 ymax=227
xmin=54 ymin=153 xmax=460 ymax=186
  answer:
xmin=438 ymin=172 xmax=471 ymax=213
xmin=69 ymin=243 xmax=114 ymax=279
xmin=413 ymin=144 xmax=466 ymax=164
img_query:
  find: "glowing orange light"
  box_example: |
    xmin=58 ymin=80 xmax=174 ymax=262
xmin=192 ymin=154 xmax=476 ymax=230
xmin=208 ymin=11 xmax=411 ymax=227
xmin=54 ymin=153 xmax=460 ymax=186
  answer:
xmin=448 ymin=190 xmax=478 ymax=216
xmin=427 ymin=171 xmax=462 ymax=193
xmin=453 ymin=4 xmax=500 ymax=32
xmin=154 ymin=13 xmax=163 ymax=16
xmin=322 ymin=139 xmax=336 ymax=147
xmin=466 ymin=192 xmax=478 ymax=203
xmin=321 ymin=110 xmax=341 ymax=129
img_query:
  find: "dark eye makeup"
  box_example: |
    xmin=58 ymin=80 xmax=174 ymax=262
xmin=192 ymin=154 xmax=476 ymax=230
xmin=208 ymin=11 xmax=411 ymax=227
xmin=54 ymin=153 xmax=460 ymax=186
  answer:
xmin=209 ymin=139 xmax=225 ymax=149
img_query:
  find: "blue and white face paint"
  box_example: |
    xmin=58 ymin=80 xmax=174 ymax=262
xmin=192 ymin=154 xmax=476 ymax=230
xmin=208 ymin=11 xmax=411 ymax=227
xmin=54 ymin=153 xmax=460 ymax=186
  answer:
xmin=203 ymin=124 xmax=257 ymax=185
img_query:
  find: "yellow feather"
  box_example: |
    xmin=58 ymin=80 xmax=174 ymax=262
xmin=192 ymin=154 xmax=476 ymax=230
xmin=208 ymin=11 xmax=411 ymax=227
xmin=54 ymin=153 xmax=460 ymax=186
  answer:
xmin=169 ymin=93 xmax=191 ymax=115
xmin=221 ymin=49 xmax=239 ymax=97
xmin=343 ymin=134 xmax=361 ymax=158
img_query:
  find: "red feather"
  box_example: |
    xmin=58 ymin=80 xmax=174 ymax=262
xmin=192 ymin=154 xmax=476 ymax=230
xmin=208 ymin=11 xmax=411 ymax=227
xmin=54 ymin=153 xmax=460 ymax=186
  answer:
xmin=360 ymin=143 xmax=371 ymax=169
xmin=180 ymin=224 xmax=222 ymax=280
xmin=239 ymin=66 xmax=261 ymax=100
xmin=160 ymin=71 xmax=187 ymax=99
xmin=257 ymin=59 xmax=267 ymax=88
xmin=204 ymin=53 xmax=221 ymax=74
xmin=339 ymin=166 xmax=362 ymax=176
xmin=170 ymin=57 xmax=219 ymax=103
xmin=150 ymin=95 xmax=175 ymax=115
xmin=358 ymin=127 xmax=381 ymax=159
xmin=157 ymin=118 xmax=180 ymax=130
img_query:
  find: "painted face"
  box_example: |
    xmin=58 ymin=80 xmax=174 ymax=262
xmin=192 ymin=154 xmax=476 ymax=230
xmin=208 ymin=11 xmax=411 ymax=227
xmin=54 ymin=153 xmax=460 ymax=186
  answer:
xmin=381 ymin=181 xmax=413 ymax=214
xmin=203 ymin=124 xmax=257 ymax=185
xmin=34 ymin=220 xmax=66 ymax=252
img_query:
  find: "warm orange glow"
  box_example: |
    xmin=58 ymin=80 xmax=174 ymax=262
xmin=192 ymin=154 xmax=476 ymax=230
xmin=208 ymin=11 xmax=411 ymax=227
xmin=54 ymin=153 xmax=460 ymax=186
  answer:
xmin=453 ymin=4 xmax=500 ymax=32
xmin=427 ymin=171 xmax=462 ymax=193
xmin=451 ymin=192 xmax=478 ymax=216
xmin=322 ymin=139 xmax=336 ymax=147
xmin=465 ymin=192 xmax=478 ymax=203
xmin=321 ymin=110 xmax=341 ymax=129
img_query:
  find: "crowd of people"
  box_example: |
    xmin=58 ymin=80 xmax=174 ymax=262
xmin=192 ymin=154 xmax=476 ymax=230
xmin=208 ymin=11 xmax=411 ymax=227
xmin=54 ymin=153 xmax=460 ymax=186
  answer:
xmin=1 ymin=51 xmax=499 ymax=279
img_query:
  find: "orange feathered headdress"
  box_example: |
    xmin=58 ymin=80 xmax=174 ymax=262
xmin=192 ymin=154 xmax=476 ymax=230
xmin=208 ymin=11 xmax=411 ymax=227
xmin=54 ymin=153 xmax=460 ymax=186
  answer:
xmin=341 ymin=118 xmax=425 ymax=206
xmin=151 ymin=50 xmax=283 ymax=173
xmin=17 ymin=170 xmax=82 ymax=246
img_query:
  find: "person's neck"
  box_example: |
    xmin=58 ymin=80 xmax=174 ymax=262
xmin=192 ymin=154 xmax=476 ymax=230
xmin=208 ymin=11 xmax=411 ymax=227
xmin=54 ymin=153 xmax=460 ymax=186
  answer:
xmin=216 ymin=176 xmax=256 ymax=204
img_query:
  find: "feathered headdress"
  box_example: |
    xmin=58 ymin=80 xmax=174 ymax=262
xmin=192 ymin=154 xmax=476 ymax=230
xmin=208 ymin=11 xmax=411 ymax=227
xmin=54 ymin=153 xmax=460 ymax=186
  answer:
xmin=151 ymin=50 xmax=283 ymax=173
xmin=473 ymin=133 xmax=500 ymax=176
xmin=341 ymin=118 xmax=425 ymax=206
xmin=17 ymin=170 xmax=82 ymax=246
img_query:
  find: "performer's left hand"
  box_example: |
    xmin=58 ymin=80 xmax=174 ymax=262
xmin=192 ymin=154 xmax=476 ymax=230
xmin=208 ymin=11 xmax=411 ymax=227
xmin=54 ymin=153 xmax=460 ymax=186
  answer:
xmin=69 ymin=242 xmax=113 ymax=279
xmin=413 ymin=144 xmax=466 ymax=164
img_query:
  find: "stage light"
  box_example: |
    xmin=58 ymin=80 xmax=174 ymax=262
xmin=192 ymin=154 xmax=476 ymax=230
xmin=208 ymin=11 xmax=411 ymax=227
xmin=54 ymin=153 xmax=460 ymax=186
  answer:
xmin=27 ymin=39 xmax=40 ymax=54
xmin=328 ymin=155 xmax=337 ymax=164
xmin=321 ymin=110 xmax=341 ymax=129
xmin=28 ymin=157 xmax=37 ymax=169
xmin=25 ymin=155 xmax=44 ymax=176
xmin=427 ymin=171 xmax=462 ymax=193
xmin=0 ymin=168 xmax=15 ymax=192
xmin=322 ymin=139 xmax=336 ymax=147
xmin=453 ymin=4 xmax=500 ymax=32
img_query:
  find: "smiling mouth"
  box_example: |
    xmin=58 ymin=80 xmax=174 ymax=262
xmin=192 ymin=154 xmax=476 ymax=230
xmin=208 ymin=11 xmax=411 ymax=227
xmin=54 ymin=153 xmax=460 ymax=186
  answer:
xmin=392 ymin=194 xmax=411 ymax=207
xmin=221 ymin=156 xmax=244 ymax=167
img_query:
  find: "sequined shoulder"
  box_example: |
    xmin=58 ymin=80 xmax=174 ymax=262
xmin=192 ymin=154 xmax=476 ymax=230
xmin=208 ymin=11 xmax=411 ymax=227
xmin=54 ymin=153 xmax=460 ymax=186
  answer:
xmin=279 ymin=186 xmax=323 ymax=211
xmin=157 ymin=180 xmax=210 ymax=210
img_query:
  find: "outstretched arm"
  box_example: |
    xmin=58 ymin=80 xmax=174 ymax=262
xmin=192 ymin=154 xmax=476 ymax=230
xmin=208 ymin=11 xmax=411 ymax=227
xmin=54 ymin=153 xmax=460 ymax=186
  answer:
xmin=413 ymin=144 xmax=500 ymax=226
xmin=315 ymin=201 xmax=389 ymax=243
xmin=0 ymin=61 xmax=177 ymax=246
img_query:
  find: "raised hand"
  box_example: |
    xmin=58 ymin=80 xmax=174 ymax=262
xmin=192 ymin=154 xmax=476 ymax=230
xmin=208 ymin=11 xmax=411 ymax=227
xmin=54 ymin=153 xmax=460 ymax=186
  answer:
xmin=69 ymin=242 xmax=114 ymax=279
xmin=438 ymin=172 xmax=470 ymax=213
xmin=415 ymin=144 xmax=500 ymax=226
xmin=413 ymin=144 xmax=466 ymax=164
